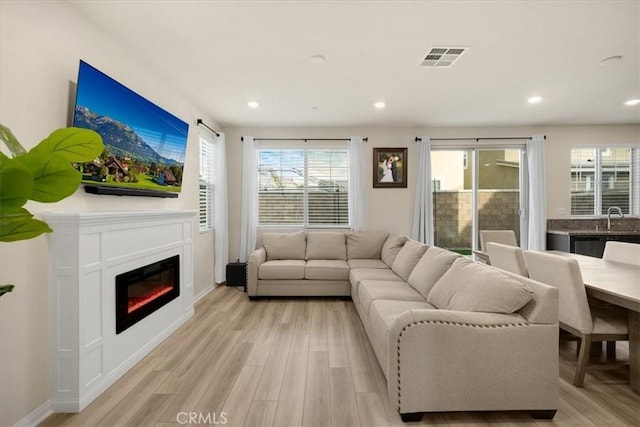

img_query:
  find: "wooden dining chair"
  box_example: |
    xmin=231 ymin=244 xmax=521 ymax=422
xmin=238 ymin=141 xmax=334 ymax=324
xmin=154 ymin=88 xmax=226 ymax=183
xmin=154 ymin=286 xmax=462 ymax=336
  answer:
xmin=474 ymin=230 xmax=518 ymax=264
xmin=603 ymin=241 xmax=640 ymax=266
xmin=524 ymin=250 xmax=629 ymax=387
xmin=486 ymin=242 xmax=529 ymax=276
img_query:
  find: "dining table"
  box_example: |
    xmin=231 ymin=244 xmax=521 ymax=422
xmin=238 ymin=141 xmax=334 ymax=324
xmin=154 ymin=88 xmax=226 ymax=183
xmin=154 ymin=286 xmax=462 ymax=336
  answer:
xmin=547 ymin=251 xmax=640 ymax=394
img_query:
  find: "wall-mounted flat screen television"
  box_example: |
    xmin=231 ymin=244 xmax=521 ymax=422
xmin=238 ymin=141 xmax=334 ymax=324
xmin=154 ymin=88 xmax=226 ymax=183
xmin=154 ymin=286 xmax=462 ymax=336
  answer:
xmin=73 ymin=60 xmax=189 ymax=198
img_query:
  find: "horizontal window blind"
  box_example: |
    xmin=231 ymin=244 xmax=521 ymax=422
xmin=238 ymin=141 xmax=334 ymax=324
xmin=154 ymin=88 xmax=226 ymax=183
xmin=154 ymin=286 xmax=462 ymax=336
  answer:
xmin=199 ymin=135 xmax=215 ymax=231
xmin=258 ymin=149 xmax=349 ymax=226
xmin=571 ymin=147 xmax=636 ymax=216
xmin=570 ymin=148 xmax=596 ymax=215
xmin=600 ymin=148 xmax=631 ymax=214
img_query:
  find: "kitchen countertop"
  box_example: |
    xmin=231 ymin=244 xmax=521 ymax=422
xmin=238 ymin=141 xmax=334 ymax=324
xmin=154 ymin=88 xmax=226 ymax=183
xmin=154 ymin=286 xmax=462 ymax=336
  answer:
xmin=547 ymin=229 xmax=640 ymax=236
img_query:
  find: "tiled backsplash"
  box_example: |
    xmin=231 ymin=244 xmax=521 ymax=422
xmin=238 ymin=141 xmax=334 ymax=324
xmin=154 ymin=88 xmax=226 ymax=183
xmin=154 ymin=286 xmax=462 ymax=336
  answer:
xmin=547 ymin=217 xmax=640 ymax=232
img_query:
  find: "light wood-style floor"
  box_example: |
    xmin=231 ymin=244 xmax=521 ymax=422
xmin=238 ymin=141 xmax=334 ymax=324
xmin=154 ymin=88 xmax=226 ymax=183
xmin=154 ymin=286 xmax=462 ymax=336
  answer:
xmin=41 ymin=285 xmax=640 ymax=427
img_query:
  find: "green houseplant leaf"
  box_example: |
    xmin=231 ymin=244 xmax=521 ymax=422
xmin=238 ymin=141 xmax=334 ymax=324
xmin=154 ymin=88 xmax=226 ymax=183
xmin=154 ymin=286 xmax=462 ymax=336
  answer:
xmin=0 ymin=285 xmax=15 ymax=297
xmin=31 ymin=127 xmax=103 ymax=162
xmin=0 ymin=158 xmax=33 ymax=207
xmin=0 ymin=123 xmax=27 ymax=157
xmin=15 ymin=152 xmax=82 ymax=203
xmin=0 ymin=123 xmax=103 ymax=297
xmin=0 ymin=216 xmax=52 ymax=242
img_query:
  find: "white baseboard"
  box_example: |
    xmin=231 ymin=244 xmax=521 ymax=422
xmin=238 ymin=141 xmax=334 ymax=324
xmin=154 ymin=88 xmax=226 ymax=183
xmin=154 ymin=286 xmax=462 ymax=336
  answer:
xmin=13 ymin=400 xmax=52 ymax=427
xmin=194 ymin=282 xmax=218 ymax=303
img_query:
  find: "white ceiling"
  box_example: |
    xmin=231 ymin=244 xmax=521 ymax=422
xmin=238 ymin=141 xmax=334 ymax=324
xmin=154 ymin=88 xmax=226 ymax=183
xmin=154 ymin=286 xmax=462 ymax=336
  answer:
xmin=69 ymin=0 xmax=640 ymax=128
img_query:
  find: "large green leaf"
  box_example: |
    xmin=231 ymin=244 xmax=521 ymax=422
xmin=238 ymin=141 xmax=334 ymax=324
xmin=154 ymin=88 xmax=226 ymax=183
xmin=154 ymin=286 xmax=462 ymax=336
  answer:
xmin=15 ymin=152 xmax=81 ymax=202
xmin=31 ymin=127 xmax=103 ymax=162
xmin=0 ymin=206 xmax=33 ymax=223
xmin=0 ymin=216 xmax=52 ymax=242
xmin=0 ymin=158 xmax=33 ymax=207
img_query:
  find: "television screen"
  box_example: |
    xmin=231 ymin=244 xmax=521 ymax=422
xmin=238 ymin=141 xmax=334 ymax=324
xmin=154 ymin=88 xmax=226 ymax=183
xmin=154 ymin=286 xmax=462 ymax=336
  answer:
xmin=73 ymin=60 xmax=189 ymax=197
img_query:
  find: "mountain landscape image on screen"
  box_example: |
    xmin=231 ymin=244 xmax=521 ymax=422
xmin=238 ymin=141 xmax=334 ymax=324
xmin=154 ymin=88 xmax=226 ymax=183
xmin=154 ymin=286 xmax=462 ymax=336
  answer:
xmin=74 ymin=106 xmax=184 ymax=192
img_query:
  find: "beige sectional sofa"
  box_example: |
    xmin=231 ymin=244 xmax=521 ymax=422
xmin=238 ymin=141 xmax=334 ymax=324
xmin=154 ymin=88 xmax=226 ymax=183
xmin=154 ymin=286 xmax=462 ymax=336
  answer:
xmin=247 ymin=231 xmax=559 ymax=421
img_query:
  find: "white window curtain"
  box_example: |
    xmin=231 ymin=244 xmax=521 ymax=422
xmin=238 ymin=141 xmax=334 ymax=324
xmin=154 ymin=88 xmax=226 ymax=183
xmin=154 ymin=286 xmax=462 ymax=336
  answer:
xmin=214 ymin=132 xmax=228 ymax=284
xmin=411 ymin=136 xmax=434 ymax=244
xmin=348 ymin=136 xmax=367 ymax=231
xmin=239 ymin=136 xmax=257 ymax=262
xmin=526 ymin=135 xmax=547 ymax=250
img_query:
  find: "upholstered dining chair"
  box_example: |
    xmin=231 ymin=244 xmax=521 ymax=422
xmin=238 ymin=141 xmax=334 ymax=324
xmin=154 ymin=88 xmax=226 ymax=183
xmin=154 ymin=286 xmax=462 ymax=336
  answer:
xmin=485 ymin=242 xmax=529 ymax=276
xmin=602 ymin=241 xmax=640 ymax=266
xmin=474 ymin=230 xmax=518 ymax=264
xmin=524 ymin=250 xmax=629 ymax=387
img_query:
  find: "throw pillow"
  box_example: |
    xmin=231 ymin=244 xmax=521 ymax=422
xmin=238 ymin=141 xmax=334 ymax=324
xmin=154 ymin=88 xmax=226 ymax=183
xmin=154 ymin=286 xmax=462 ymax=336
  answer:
xmin=262 ymin=231 xmax=306 ymax=260
xmin=407 ymin=246 xmax=462 ymax=298
xmin=427 ymin=258 xmax=534 ymax=314
xmin=381 ymin=234 xmax=408 ymax=267
xmin=346 ymin=231 xmax=389 ymax=259
xmin=306 ymin=232 xmax=347 ymax=260
xmin=391 ymin=240 xmax=428 ymax=281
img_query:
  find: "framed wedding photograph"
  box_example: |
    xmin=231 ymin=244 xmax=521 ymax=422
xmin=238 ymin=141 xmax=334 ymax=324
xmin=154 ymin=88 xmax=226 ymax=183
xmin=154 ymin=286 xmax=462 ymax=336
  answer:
xmin=373 ymin=147 xmax=407 ymax=188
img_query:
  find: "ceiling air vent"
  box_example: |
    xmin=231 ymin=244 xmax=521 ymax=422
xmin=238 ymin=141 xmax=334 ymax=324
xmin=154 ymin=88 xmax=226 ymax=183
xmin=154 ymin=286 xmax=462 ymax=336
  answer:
xmin=420 ymin=47 xmax=467 ymax=68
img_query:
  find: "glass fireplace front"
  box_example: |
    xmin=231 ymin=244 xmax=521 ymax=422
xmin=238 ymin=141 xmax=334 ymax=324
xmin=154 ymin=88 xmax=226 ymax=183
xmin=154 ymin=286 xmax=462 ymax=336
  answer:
xmin=115 ymin=255 xmax=180 ymax=334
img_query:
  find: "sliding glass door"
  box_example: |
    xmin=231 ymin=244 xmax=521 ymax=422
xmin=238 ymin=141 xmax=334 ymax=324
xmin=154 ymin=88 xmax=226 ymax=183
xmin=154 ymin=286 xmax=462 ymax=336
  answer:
xmin=432 ymin=147 xmax=526 ymax=255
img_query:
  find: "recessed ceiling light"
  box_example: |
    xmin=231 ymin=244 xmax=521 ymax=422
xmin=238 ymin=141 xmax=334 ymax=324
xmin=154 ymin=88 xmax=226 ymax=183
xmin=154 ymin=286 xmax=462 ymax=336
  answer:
xmin=248 ymin=101 xmax=259 ymax=109
xmin=310 ymin=54 xmax=325 ymax=64
xmin=374 ymin=101 xmax=386 ymax=109
xmin=624 ymin=99 xmax=640 ymax=106
xmin=527 ymin=96 xmax=543 ymax=104
xmin=600 ymin=55 xmax=623 ymax=65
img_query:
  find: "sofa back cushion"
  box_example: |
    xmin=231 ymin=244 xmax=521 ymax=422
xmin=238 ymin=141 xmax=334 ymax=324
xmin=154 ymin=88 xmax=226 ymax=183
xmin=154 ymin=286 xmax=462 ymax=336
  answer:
xmin=408 ymin=246 xmax=462 ymax=298
xmin=381 ymin=234 xmax=408 ymax=267
xmin=306 ymin=232 xmax=347 ymax=260
xmin=263 ymin=231 xmax=306 ymax=260
xmin=391 ymin=240 xmax=428 ymax=281
xmin=427 ymin=258 xmax=534 ymax=314
xmin=346 ymin=232 xmax=389 ymax=259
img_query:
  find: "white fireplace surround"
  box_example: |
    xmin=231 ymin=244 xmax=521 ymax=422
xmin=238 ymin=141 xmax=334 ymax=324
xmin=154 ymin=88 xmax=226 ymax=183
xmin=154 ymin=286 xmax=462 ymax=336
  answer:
xmin=43 ymin=210 xmax=196 ymax=412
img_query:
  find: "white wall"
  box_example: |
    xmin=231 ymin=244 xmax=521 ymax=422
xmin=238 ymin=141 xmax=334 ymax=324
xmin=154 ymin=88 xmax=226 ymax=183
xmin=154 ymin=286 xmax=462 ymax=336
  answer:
xmin=0 ymin=2 xmax=217 ymax=425
xmin=225 ymin=124 xmax=639 ymax=261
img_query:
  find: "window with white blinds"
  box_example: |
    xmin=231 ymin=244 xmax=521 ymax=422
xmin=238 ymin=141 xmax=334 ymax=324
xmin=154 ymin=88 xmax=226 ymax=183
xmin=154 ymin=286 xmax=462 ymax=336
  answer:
xmin=199 ymin=135 xmax=215 ymax=231
xmin=257 ymin=149 xmax=349 ymax=226
xmin=570 ymin=147 xmax=638 ymax=216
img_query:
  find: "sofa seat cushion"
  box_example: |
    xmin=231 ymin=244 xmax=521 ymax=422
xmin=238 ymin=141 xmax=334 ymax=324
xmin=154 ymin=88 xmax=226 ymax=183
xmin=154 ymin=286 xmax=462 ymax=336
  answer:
xmin=349 ymin=268 xmax=404 ymax=301
xmin=428 ymin=258 xmax=534 ymax=314
xmin=258 ymin=260 xmax=306 ymax=280
xmin=368 ymin=299 xmax=436 ymax=376
xmin=408 ymin=246 xmax=462 ymax=298
xmin=263 ymin=231 xmax=306 ymax=260
xmin=346 ymin=231 xmax=389 ymax=259
xmin=359 ymin=280 xmax=425 ymax=316
xmin=305 ymin=260 xmax=350 ymax=280
xmin=347 ymin=259 xmax=388 ymax=269
xmin=306 ymin=232 xmax=347 ymax=260
xmin=391 ymin=240 xmax=428 ymax=281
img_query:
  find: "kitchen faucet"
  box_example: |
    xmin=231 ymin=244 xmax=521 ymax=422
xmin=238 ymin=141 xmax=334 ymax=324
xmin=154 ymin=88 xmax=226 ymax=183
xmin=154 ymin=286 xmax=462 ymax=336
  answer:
xmin=607 ymin=206 xmax=624 ymax=230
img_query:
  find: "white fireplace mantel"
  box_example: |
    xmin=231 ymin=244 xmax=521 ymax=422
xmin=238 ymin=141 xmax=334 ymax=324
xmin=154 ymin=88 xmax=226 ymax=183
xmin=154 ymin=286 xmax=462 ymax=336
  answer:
xmin=43 ymin=210 xmax=196 ymax=412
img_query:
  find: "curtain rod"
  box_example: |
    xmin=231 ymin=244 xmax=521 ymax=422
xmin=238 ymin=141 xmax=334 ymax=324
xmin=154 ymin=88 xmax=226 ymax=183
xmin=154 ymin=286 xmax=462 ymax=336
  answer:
xmin=241 ymin=137 xmax=368 ymax=142
xmin=196 ymin=119 xmax=220 ymax=137
xmin=415 ymin=136 xmax=546 ymax=142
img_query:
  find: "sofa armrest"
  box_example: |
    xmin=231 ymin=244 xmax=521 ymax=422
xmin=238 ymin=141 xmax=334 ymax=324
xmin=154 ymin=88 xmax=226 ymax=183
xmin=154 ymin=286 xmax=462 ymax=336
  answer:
xmin=247 ymin=247 xmax=266 ymax=296
xmin=387 ymin=309 xmax=558 ymax=415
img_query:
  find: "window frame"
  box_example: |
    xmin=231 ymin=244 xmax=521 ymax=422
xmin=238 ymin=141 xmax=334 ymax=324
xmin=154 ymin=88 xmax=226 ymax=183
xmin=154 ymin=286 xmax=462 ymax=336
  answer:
xmin=256 ymin=147 xmax=350 ymax=229
xmin=570 ymin=146 xmax=638 ymax=217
